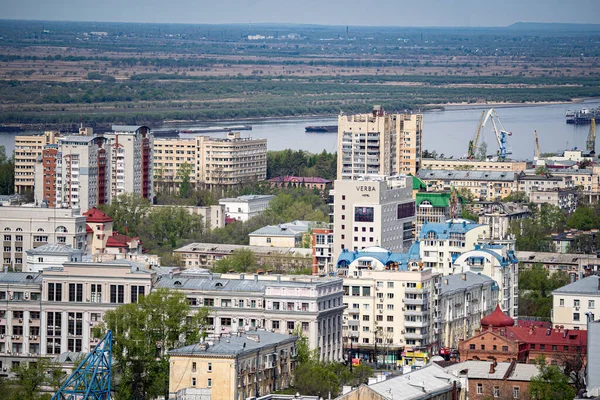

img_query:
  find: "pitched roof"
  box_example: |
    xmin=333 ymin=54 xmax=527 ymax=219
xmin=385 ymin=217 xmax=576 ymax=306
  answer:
xmin=417 ymin=169 xmax=516 ymax=182
xmin=552 ymin=275 xmax=600 ymax=296
xmin=481 ymin=305 xmax=515 ymax=327
xmin=439 ymin=272 xmax=495 ymax=295
xmin=106 ymin=233 xmax=136 ymax=248
xmin=86 ymin=224 xmax=94 ymax=234
xmin=419 ymin=219 xmax=483 ymax=239
xmin=111 ymin=125 xmax=149 ymax=133
xmin=444 ymin=361 xmax=540 ymax=381
xmin=336 ymin=243 xmax=421 ymax=270
xmin=25 ymin=243 xmax=80 ymax=255
xmin=507 ymin=325 xmax=587 ymax=347
xmin=267 ymin=176 xmax=331 ymax=184
xmin=83 ymin=207 xmax=113 ymax=223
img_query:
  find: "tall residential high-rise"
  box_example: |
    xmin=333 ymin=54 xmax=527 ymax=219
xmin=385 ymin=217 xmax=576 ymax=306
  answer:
xmin=14 ymin=131 xmax=60 ymax=194
xmin=331 ymin=175 xmax=415 ymax=262
xmin=336 ymin=106 xmax=423 ymax=181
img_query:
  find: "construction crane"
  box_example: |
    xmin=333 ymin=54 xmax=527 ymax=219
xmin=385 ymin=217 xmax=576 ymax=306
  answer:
xmin=534 ymin=130 xmax=541 ymax=159
xmin=52 ymin=330 xmax=113 ymax=400
xmin=467 ymin=110 xmax=486 ymax=159
xmin=467 ymin=108 xmax=512 ymax=161
xmin=586 ymin=118 xmax=596 ymax=156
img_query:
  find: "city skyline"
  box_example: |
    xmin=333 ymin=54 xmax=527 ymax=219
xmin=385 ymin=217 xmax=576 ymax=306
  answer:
xmin=1 ymin=0 xmax=600 ymax=27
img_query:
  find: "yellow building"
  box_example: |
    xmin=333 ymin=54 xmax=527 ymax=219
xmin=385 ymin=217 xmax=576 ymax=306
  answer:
xmin=394 ymin=113 xmax=423 ymax=176
xmin=168 ymin=331 xmax=297 ymax=400
xmin=421 ymin=159 xmax=526 ymax=172
xmin=417 ymin=169 xmax=518 ymax=201
xmin=14 ymin=131 xmax=60 ymax=194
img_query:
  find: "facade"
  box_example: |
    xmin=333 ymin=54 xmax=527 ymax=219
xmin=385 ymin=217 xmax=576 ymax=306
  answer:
xmin=150 ymin=205 xmax=225 ymax=231
xmin=337 ymin=106 xmax=395 ymax=181
xmin=458 ymin=306 xmax=587 ymax=365
xmin=587 ymin=318 xmax=600 ymax=397
xmin=24 ymin=243 xmax=83 ymax=272
xmin=157 ymin=272 xmax=345 ymax=361
xmin=477 ymin=202 xmax=531 ymax=243
xmin=552 ymin=275 xmax=600 ymax=330
xmin=337 ymin=107 xmax=423 ymax=181
xmin=312 ymin=228 xmax=334 ymax=276
xmin=516 ymin=251 xmax=592 ymax=281
xmin=168 ymin=331 xmax=297 ymax=400
xmin=335 ymin=245 xmax=436 ymax=365
xmin=267 ymin=176 xmax=331 ymax=192
xmin=421 ymin=159 xmax=527 ymax=172
xmin=335 ymin=363 xmax=460 ymax=400
xmin=415 ymin=191 xmax=462 ymax=237
xmin=419 ymin=219 xmax=488 ymax=273
xmin=437 ymin=272 xmax=497 ymax=349
xmin=249 ymin=220 xmax=315 ymax=248
xmin=452 ymin=245 xmax=519 ymax=319
xmin=14 ymin=131 xmax=60 ymax=194
xmin=174 ymin=243 xmax=312 ymax=272
xmin=2 ymin=207 xmax=87 ymax=271
xmin=445 ymin=360 xmax=539 ymax=400
xmin=0 ymin=260 xmax=155 ymax=370
xmin=83 ymin=207 xmax=114 ymax=255
xmin=529 ymin=188 xmax=578 ymax=213
xmin=219 ymin=195 xmax=274 ymax=222
xmin=331 ymin=175 xmax=415 ymax=262
xmin=154 ymin=132 xmax=267 ymax=191
xmin=417 ymin=170 xmax=518 ymax=201
xmin=518 ymin=171 xmax=577 ymax=212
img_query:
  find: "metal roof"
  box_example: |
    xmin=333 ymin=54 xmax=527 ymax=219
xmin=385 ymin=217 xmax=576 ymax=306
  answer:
xmin=336 ymin=242 xmax=421 ymax=270
xmin=445 ymin=361 xmax=540 ymax=381
xmin=249 ymin=221 xmax=314 ymax=237
xmin=25 ymin=243 xmax=80 ymax=255
xmin=439 ymin=272 xmax=494 ymax=295
xmin=111 ymin=125 xmax=149 ymax=132
xmin=0 ymin=272 xmax=42 ymax=284
xmin=219 ymin=194 xmax=275 ymax=203
xmin=156 ymin=274 xmax=328 ymax=292
xmin=174 ymin=243 xmax=312 ymax=257
xmin=417 ymin=169 xmax=516 ymax=182
xmin=419 ymin=220 xmax=484 ymax=240
xmin=552 ymin=275 xmax=600 ymax=296
xmin=169 ymin=330 xmax=297 ymax=357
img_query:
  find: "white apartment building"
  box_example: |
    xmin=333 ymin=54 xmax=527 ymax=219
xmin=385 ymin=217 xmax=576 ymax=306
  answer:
xmin=335 ymin=245 xmax=435 ymax=365
xmin=14 ymin=131 xmax=60 ymax=194
xmin=2 ymin=207 xmax=87 ymax=271
xmin=393 ymin=113 xmax=423 ymax=176
xmin=25 ymin=243 xmax=83 ymax=272
xmin=552 ymin=275 xmax=600 ymax=330
xmin=156 ymin=272 xmax=345 ymax=362
xmin=476 ymin=201 xmax=531 ymax=244
xmin=452 ymin=244 xmax=519 ymax=319
xmin=331 ymin=175 xmax=415 ymax=262
xmin=419 ymin=219 xmax=489 ymax=274
xmin=219 ymin=194 xmax=274 ymax=222
xmin=437 ymin=272 xmax=497 ymax=349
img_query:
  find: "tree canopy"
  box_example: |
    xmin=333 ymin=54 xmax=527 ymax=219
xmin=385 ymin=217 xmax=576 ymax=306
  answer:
xmin=529 ymin=356 xmax=576 ymax=400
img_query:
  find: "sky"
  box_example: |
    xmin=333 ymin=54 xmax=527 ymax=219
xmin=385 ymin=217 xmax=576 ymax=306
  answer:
xmin=1 ymin=0 xmax=600 ymax=27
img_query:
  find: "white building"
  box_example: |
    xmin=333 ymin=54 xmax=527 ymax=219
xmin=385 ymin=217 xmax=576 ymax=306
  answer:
xmin=25 ymin=243 xmax=83 ymax=272
xmin=418 ymin=219 xmax=489 ymax=274
xmin=331 ymin=175 xmax=415 ymax=262
xmin=437 ymin=271 xmax=497 ymax=349
xmin=452 ymin=244 xmax=519 ymax=319
xmin=219 ymin=195 xmax=275 ymax=222
xmin=156 ymin=272 xmax=345 ymax=362
xmin=249 ymin=220 xmax=315 ymax=247
xmin=335 ymin=245 xmax=436 ymax=365
xmin=2 ymin=207 xmax=88 ymax=271
xmin=552 ymin=275 xmax=600 ymax=330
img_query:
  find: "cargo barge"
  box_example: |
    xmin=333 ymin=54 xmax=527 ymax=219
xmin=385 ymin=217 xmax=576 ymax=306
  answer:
xmin=153 ymin=125 xmax=252 ymax=137
xmin=305 ymin=125 xmax=338 ymax=133
xmin=566 ymin=108 xmax=600 ymax=124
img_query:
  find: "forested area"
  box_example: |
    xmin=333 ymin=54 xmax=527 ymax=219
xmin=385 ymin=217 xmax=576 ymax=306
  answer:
xmin=0 ymin=145 xmax=15 ymax=195
xmin=267 ymin=150 xmax=336 ymax=180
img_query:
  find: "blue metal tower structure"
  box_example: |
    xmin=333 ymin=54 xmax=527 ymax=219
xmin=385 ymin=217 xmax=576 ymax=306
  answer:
xmin=52 ymin=330 xmax=113 ymax=400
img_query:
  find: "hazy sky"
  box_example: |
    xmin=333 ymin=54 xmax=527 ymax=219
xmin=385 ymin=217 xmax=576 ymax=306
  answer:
xmin=2 ymin=0 xmax=600 ymax=27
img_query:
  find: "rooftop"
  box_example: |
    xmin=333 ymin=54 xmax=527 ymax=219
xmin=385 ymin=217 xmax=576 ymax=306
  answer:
xmin=336 ymin=243 xmax=421 ymax=270
xmin=439 ymin=272 xmax=495 ymax=295
xmin=419 ymin=219 xmax=484 ymax=240
xmin=0 ymin=271 xmax=42 ymax=284
xmin=169 ymin=330 xmax=297 ymax=357
xmin=25 ymin=243 xmax=81 ymax=255
xmin=111 ymin=125 xmax=149 ymax=133
xmin=445 ymin=361 xmax=540 ymax=381
xmin=249 ymin=220 xmax=316 ymax=237
xmin=58 ymin=136 xmax=98 ymax=144
xmin=83 ymin=207 xmax=113 ymax=223
xmin=552 ymin=275 xmax=600 ymax=296
xmin=416 ymin=191 xmax=464 ymax=208
xmin=174 ymin=242 xmax=312 ymax=257
xmin=267 ymin=176 xmax=331 ymax=184
xmin=515 ymin=251 xmax=595 ymax=265
xmin=219 ymin=194 xmax=275 ymax=203
xmin=481 ymin=305 xmax=515 ymax=328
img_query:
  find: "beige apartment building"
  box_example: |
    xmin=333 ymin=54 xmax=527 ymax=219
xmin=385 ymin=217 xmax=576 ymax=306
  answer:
xmin=14 ymin=131 xmax=60 ymax=194
xmin=552 ymin=275 xmax=600 ymax=330
xmin=153 ymin=132 xmax=267 ymax=192
xmin=417 ymin=170 xmax=518 ymax=201
xmin=337 ymin=107 xmax=423 ymax=181
xmin=421 ymin=159 xmax=527 ymax=172
xmin=2 ymin=206 xmax=87 ymax=271
xmin=168 ymin=331 xmax=297 ymax=400
xmin=331 ymin=175 xmax=416 ymax=262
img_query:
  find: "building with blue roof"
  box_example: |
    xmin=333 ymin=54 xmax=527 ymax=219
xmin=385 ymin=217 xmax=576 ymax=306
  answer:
xmin=452 ymin=244 xmax=519 ymax=319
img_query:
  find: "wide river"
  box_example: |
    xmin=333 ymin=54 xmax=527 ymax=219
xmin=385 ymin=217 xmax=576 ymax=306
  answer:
xmin=1 ymin=99 xmax=599 ymax=160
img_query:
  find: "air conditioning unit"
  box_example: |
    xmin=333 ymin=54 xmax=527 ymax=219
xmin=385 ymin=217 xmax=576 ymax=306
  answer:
xmin=379 ymin=309 xmax=383 ymax=314
xmin=379 ymin=298 xmax=384 ymax=303
xmin=2 ymin=367 xmax=6 ymax=371
xmin=0 ymin=335 xmax=3 ymax=339
xmin=33 ymin=336 xmax=37 ymax=340
xmin=575 ymin=306 xmax=580 ymax=311
xmin=401 ymin=330 xmax=406 ymax=334
xmin=24 ymin=293 xmax=29 ymax=299
xmin=19 ymin=318 xmax=23 ymax=323
xmin=29 ymin=336 xmax=33 ymax=340
xmin=28 ymin=319 xmax=32 ymax=323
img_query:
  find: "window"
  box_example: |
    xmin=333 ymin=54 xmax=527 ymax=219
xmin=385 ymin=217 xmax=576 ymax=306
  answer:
xmin=362 ymin=315 xmax=370 ymax=321
xmin=207 ymin=378 xmax=212 ymax=387
xmin=68 ymin=283 xmax=83 ymax=302
xmin=354 ymin=207 xmax=374 ymax=222
xmin=266 ymin=237 xmax=271 ymax=244
xmin=573 ymin=313 xmax=580 ymax=321
xmin=397 ymin=202 xmax=416 ymax=219
xmin=191 ymin=377 xmax=196 ymax=387
xmin=131 ymin=286 xmax=145 ymax=303
xmin=590 ymin=300 xmax=596 ymax=309
xmin=204 ymin=298 xmax=214 ymax=306
xmin=192 ymin=362 xmax=197 ymax=372
xmin=539 ymin=344 xmax=545 ymax=350
xmin=208 ymin=362 xmax=212 ymax=372
xmin=559 ymin=298 xmax=564 ymax=307
xmin=47 ymin=283 xmax=62 ymax=301
xmin=477 ymin=383 xmax=483 ymax=394
xmin=574 ymin=299 xmax=580 ymax=307
xmin=110 ymin=285 xmax=124 ymax=304
xmin=530 ymin=344 xmax=536 ymax=350
xmin=494 ymin=386 xmax=500 ymax=398
xmin=272 ymin=320 xmax=280 ymax=329
xmin=470 ymin=344 xmax=476 ymax=350
xmin=502 ymin=345 xmax=508 ymax=352
xmin=387 ymin=316 xmax=393 ymax=322
xmin=387 ymin=282 xmax=394 ymax=289
xmin=91 ymin=284 xmax=102 ymax=303
xmin=287 ymin=321 xmax=295 ymax=330
xmin=481 ymin=345 xmax=485 ymax=350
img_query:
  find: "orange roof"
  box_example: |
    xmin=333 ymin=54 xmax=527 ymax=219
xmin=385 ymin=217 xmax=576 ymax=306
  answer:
xmin=481 ymin=305 xmax=515 ymax=328
xmin=83 ymin=207 xmax=113 ymax=223
xmin=86 ymin=224 xmax=94 ymax=234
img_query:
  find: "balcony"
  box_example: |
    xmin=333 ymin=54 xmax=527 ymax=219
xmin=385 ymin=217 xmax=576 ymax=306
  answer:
xmin=404 ymin=332 xmax=427 ymax=340
xmin=347 ymin=308 xmax=360 ymax=314
xmin=404 ymin=309 xmax=428 ymax=317
xmin=405 ymin=287 xmax=424 ymax=294
xmin=404 ymin=320 xmax=428 ymax=328
xmin=403 ymin=298 xmax=427 ymax=306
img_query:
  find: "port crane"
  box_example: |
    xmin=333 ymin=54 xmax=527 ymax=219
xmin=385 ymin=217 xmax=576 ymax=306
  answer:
xmin=534 ymin=130 xmax=541 ymax=159
xmin=586 ymin=118 xmax=596 ymax=156
xmin=467 ymin=108 xmax=513 ymax=161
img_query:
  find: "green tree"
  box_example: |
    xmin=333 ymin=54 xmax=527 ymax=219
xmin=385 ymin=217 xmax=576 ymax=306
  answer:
xmin=213 ymin=249 xmax=258 ymax=273
xmin=567 ymin=205 xmax=600 ymax=230
xmin=147 ymin=206 xmax=204 ymax=247
xmin=94 ymin=288 xmax=209 ymax=400
xmin=503 ymin=191 xmax=529 ymax=203
xmin=177 ymin=162 xmax=194 ymax=198
xmin=100 ymin=193 xmax=150 ymax=237
xmin=518 ymin=264 xmax=570 ymax=319
xmin=476 ymin=141 xmax=488 ymax=161
xmin=461 ymin=207 xmax=479 ymax=221
xmin=0 ymin=145 xmax=15 ymax=195
xmin=8 ymin=357 xmax=64 ymax=399
xmin=529 ymin=357 xmax=576 ymax=400
xmin=457 ymin=187 xmax=474 ymax=203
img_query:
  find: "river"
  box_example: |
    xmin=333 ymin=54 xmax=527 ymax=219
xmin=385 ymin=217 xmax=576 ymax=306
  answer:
xmin=1 ymin=99 xmax=599 ymax=160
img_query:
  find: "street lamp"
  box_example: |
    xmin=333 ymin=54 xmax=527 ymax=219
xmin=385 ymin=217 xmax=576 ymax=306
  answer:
xmin=344 ymin=331 xmax=356 ymax=372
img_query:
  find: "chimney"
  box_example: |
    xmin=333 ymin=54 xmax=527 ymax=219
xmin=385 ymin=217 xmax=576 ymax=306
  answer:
xmin=462 ymin=273 xmax=467 ymax=281
xmin=489 ymin=362 xmax=496 ymax=374
xmin=254 ymin=274 xmax=258 ymax=282
xmin=277 ymin=275 xmax=281 ymax=282
xmin=240 ymin=274 xmax=245 ymax=280
xmin=444 ymin=278 xmax=449 ymax=285
xmin=168 ymin=271 xmax=173 ymax=280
